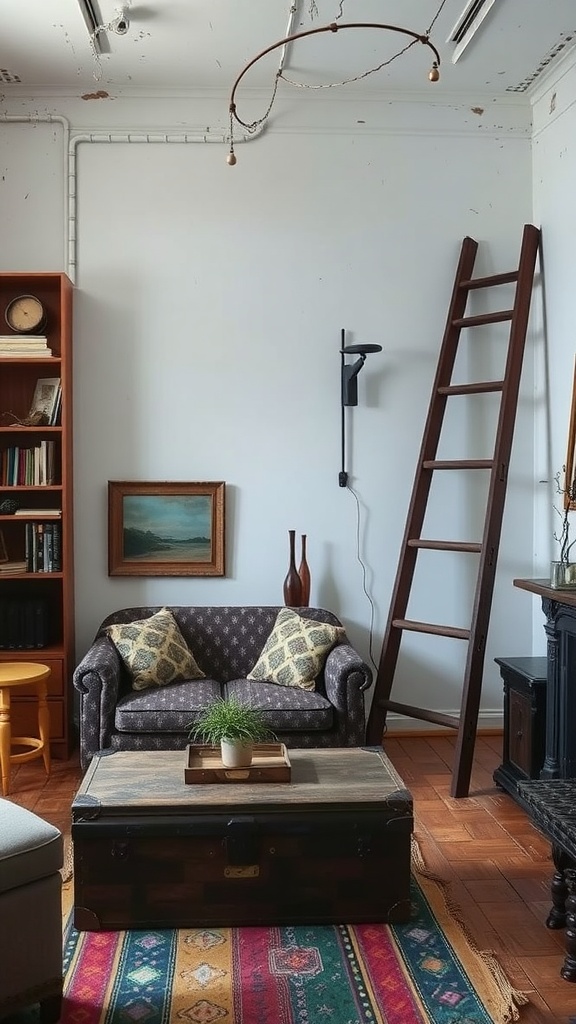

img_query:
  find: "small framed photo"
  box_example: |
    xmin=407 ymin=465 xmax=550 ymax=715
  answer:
xmin=108 ymin=481 xmax=225 ymax=577
xmin=29 ymin=377 xmax=61 ymax=425
xmin=0 ymin=530 xmax=7 ymax=562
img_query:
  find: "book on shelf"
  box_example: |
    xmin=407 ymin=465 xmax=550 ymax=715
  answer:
xmin=0 ymin=341 xmax=49 ymax=348
xmin=0 ymin=348 xmax=53 ymax=357
xmin=49 ymin=384 xmax=62 ymax=425
xmin=0 ymin=335 xmax=48 ymax=342
xmin=13 ymin=509 xmax=62 ymax=516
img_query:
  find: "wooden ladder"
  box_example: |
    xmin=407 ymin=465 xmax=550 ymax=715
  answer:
xmin=366 ymin=224 xmax=541 ymax=798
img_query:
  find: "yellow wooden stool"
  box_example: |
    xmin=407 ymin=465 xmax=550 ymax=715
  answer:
xmin=0 ymin=663 xmax=51 ymax=796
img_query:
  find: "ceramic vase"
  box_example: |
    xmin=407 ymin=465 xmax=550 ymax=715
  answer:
xmin=298 ymin=534 xmax=311 ymax=607
xmin=283 ymin=529 xmax=302 ymax=606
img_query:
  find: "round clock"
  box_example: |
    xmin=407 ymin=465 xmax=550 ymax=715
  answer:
xmin=5 ymin=294 xmax=47 ymax=334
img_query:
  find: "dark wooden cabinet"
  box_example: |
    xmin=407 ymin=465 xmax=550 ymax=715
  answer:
xmin=493 ymin=656 xmax=547 ymax=799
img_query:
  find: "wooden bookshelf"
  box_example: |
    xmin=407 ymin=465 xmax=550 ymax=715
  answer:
xmin=0 ymin=272 xmax=74 ymax=757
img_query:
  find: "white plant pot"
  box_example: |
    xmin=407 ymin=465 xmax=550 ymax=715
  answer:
xmin=220 ymin=738 xmax=253 ymax=768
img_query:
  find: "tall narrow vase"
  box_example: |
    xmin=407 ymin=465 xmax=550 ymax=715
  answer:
xmin=283 ymin=529 xmax=302 ymax=607
xmin=298 ymin=534 xmax=311 ymax=607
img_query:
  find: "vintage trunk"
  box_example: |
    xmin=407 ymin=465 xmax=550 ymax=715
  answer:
xmin=71 ymin=747 xmax=413 ymax=931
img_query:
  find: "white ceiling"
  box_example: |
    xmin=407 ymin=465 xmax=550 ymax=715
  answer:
xmin=0 ymin=0 xmax=575 ymax=99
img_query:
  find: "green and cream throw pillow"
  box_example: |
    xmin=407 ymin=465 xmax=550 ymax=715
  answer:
xmin=105 ymin=607 xmax=205 ymax=691
xmin=247 ymin=608 xmax=344 ymax=690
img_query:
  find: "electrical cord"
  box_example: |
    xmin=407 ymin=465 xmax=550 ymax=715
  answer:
xmin=345 ymin=481 xmax=379 ymax=674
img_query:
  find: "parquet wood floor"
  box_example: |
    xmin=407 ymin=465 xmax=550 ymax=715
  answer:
xmin=6 ymin=734 xmax=576 ymax=1023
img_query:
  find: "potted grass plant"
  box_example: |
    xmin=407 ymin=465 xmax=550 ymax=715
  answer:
xmin=188 ymin=697 xmax=274 ymax=768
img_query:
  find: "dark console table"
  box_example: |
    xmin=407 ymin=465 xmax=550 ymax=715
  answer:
xmin=513 ymin=578 xmax=576 ymax=779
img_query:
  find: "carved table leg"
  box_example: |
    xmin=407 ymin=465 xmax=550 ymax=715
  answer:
xmin=560 ymin=869 xmax=576 ymax=982
xmin=547 ymin=844 xmax=571 ymax=929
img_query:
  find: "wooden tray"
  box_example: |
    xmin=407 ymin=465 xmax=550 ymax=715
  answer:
xmin=184 ymin=743 xmax=291 ymax=784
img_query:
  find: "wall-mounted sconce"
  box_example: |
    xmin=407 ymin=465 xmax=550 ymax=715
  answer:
xmin=339 ymin=330 xmax=382 ymax=487
xmin=341 ymin=343 xmax=383 ymax=406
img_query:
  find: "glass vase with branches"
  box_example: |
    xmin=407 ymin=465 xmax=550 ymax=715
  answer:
xmin=552 ymin=468 xmax=576 ymax=582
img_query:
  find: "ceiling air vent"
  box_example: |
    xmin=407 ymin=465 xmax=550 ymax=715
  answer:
xmin=0 ymin=69 xmax=22 ymax=84
xmin=448 ymin=0 xmax=499 ymax=63
xmin=507 ymin=31 xmax=576 ymax=93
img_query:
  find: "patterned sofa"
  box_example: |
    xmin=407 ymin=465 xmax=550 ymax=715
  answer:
xmin=73 ymin=605 xmax=373 ymax=770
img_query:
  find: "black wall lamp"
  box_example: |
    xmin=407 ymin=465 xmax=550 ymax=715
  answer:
xmin=340 ymin=329 xmax=382 ymax=487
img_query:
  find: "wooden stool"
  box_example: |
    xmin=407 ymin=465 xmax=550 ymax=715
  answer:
xmin=0 ymin=663 xmax=51 ymax=796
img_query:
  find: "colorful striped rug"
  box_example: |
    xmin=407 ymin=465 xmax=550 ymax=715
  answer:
xmin=60 ymin=847 xmax=528 ymax=1024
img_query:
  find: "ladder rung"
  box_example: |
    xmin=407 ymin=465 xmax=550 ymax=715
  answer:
xmin=460 ymin=270 xmax=518 ymax=290
xmin=408 ymin=539 xmax=482 ymax=553
xmin=422 ymin=459 xmax=493 ymax=470
xmin=380 ymin=700 xmax=460 ymax=730
xmin=438 ymin=380 xmax=504 ymax=396
xmin=392 ymin=618 xmax=471 ymax=640
xmin=453 ymin=309 xmax=514 ymax=328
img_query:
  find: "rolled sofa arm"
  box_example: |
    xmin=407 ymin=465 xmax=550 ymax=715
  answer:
xmin=72 ymin=636 xmax=123 ymax=769
xmin=323 ymin=642 xmax=373 ymax=745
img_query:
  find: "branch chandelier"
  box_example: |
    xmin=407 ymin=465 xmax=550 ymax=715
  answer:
xmin=227 ymin=0 xmax=448 ymax=165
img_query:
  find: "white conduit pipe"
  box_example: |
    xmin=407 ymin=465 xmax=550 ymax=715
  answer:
xmin=278 ymin=2 xmax=301 ymax=75
xmin=0 ymin=114 xmax=265 ymax=282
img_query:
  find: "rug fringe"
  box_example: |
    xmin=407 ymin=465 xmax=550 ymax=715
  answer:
xmin=410 ymin=834 xmax=531 ymax=1024
xmin=60 ymin=836 xmax=73 ymax=884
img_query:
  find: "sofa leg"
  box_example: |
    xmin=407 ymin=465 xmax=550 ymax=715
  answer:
xmin=40 ymin=990 xmax=63 ymax=1024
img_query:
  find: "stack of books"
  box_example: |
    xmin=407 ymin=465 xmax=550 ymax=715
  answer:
xmin=0 ymin=560 xmax=27 ymax=575
xmin=0 ymin=596 xmax=49 ymax=647
xmin=0 ymin=335 xmax=52 ymax=357
xmin=25 ymin=521 xmax=62 ymax=572
xmin=0 ymin=441 xmax=57 ymax=486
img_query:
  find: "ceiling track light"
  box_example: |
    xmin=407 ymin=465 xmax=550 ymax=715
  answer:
xmin=76 ymin=0 xmax=110 ymax=54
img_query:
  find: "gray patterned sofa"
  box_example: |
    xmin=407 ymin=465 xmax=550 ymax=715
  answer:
xmin=73 ymin=605 xmax=373 ymax=769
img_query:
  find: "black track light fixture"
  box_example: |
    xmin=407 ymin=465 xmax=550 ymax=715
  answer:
xmin=341 ymin=343 xmax=383 ymax=407
xmin=339 ymin=330 xmax=382 ymax=487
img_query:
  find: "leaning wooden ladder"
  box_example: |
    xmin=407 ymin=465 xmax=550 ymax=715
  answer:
xmin=366 ymin=224 xmax=541 ymax=797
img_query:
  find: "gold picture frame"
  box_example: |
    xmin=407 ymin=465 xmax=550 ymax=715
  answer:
xmin=108 ymin=481 xmax=225 ymax=577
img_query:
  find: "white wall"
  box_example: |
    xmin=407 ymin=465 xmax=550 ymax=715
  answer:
xmin=530 ymin=54 xmax=576 ymax=646
xmin=0 ymin=90 xmax=536 ymax=728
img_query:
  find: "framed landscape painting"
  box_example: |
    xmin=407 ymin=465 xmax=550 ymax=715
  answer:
xmin=108 ymin=481 xmax=225 ymax=577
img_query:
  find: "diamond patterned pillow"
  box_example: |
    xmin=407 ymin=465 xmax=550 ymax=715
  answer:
xmin=247 ymin=608 xmax=344 ymax=690
xmin=105 ymin=607 xmax=205 ymax=691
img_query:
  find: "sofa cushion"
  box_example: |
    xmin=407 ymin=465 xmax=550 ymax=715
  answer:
xmin=105 ymin=607 xmax=206 ymax=691
xmin=115 ymin=677 xmax=222 ymax=733
xmin=225 ymin=678 xmax=333 ymax=732
xmin=247 ymin=608 xmax=344 ymax=689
